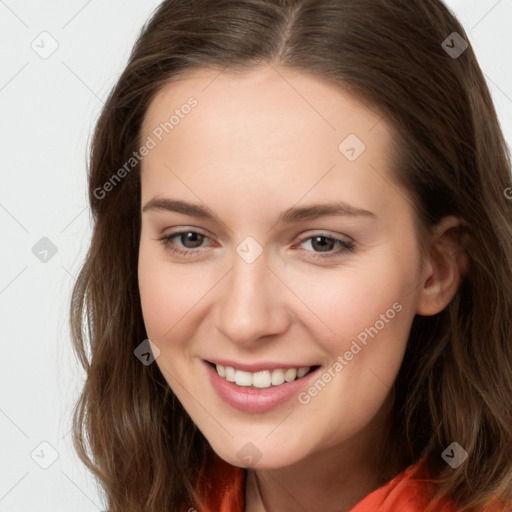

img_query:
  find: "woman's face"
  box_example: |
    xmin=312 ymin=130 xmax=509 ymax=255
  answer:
xmin=138 ymin=65 xmax=425 ymax=469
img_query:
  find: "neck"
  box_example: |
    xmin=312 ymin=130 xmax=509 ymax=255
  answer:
xmin=245 ymin=401 xmax=405 ymax=512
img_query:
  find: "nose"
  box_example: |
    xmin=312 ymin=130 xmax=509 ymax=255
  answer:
xmin=213 ymin=252 xmax=291 ymax=347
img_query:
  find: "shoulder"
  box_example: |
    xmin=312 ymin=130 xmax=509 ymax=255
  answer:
xmin=349 ymin=457 xmax=456 ymax=512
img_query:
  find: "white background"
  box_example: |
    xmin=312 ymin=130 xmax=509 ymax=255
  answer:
xmin=1 ymin=1 xmax=511 ymax=510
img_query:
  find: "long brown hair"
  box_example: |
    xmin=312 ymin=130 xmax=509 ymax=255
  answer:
xmin=70 ymin=1 xmax=512 ymax=510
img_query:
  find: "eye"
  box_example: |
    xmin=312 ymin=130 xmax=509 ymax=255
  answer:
xmin=158 ymin=230 xmax=213 ymax=257
xmin=158 ymin=230 xmax=356 ymax=260
xmin=295 ymin=234 xmax=355 ymax=259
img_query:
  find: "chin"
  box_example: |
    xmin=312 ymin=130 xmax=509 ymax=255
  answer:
xmin=205 ymin=433 xmax=314 ymax=470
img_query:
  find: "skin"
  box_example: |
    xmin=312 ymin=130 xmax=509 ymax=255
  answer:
xmin=137 ymin=64 xmax=466 ymax=512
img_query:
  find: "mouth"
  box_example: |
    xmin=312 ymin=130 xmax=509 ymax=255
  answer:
xmin=208 ymin=361 xmax=319 ymax=389
xmin=204 ymin=360 xmax=321 ymax=413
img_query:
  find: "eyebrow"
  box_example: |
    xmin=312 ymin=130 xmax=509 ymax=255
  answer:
xmin=141 ymin=198 xmax=376 ymax=223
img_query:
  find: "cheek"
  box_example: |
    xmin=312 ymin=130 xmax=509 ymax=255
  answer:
xmin=138 ymin=242 xmax=226 ymax=351
xmin=288 ymin=253 xmax=418 ymax=358
xmin=138 ymin=250 xmax=168 ymax=340
xmin=138 ymin=243 xmax=194 ymax=342
xmin=291 ymin=263 xmax=416 ymax=442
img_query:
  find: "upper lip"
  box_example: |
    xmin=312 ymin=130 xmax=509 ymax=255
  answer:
xmin=205 ymin=358 xmax=318 ymax=372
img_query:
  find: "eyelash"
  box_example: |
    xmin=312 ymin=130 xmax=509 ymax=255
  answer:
xmin=158 ymin=230 xmax=355 ymax=259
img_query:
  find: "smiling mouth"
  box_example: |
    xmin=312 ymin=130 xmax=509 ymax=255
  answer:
xmin=208 ymin=362 xmax=320 ymax=389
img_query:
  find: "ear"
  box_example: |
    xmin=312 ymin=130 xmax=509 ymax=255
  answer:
xmin=416 ymin=216 xmax=470 ymax=316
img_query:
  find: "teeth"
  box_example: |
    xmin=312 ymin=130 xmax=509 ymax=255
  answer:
xmin=253 ymin=370 xmax=271 ymax=388
xmin=271 ymin=369 xmax=285 ymax=386
xmin=235 ymin=370 xmax=253 ymax=386
xmin=216 ymin=364 xmax=226 ymax=377
xmin=214 ymin=364 xmax=312 ymax=387
xmin=225 ymin=366 xmax=236 ymax=382
xmin=297 ymin=367 xmax=309 ymax=378
xmin=284 ymin=368 xmax=297 ymax=382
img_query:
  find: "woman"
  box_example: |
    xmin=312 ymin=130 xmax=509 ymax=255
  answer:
xmin=70 ymin=1 xmax=512 ymax=510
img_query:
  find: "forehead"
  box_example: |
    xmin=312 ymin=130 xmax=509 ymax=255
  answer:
xmin=139 ymin=65 xmax=400 ymax=220
xmin=142 ymin=64 xmax=388 ymax=150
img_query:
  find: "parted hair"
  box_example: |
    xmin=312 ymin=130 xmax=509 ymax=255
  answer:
xmin=70 ymin=1 xmax=512 ymax=510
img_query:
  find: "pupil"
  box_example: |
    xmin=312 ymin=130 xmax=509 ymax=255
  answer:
xmin=183 ymin=232 xmax=203 ymax=248
xmin=312 ymin=236 xmax=334 ymax=252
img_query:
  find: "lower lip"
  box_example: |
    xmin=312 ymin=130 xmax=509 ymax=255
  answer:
xmin=204 ymin=361 xmax=320 ymax=413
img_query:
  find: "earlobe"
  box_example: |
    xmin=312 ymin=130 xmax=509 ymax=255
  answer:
xmin=416 ymin=216 xmax=469 ymax=317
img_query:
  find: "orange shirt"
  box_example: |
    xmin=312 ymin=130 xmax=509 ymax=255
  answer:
xmin=193 ymin=453 xmax=461 ymax=512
